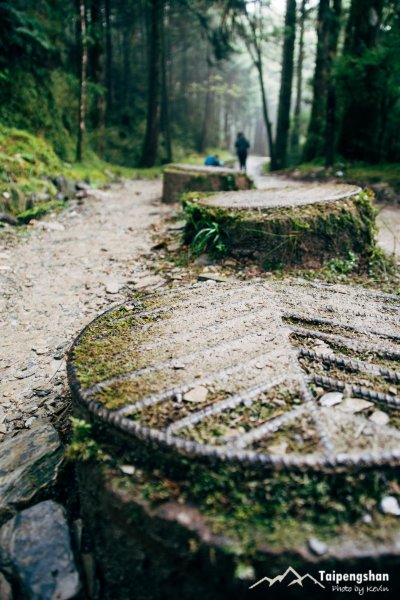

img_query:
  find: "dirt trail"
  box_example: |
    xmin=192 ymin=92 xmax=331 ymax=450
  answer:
xmin=1 ymin=163 xmax=399 ymax=439
xmin=0 ymin=179 xmax=170 ymax=437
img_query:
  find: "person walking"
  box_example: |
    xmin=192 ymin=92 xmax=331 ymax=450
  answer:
xmin=235 ymin=132 xmax=250 ymax=172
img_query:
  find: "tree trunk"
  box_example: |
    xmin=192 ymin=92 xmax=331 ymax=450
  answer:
xmin=140 ymin=0 xmax=162 ymax=168
xmin=105 ymin=0 xmax=113 ymax=117
xmin=303 ymin=0 xmax=330 ymax=162
xmin=76 ymin=0 xmax=88 ymax=162
xmin=256 ymin=57 xmax=275 ymax=167
xmin=344 ymin=0 xmax=384 ymax=55
xmin=337 ymin=0 xmax=385 ymax=161
xmin=122 ymin=25 xmax=131 ymax=108
xmin=90 ymin=0 xmax=105 ymax=148
xmin=160 ymin=4 xmax=172 ymax=163
xmin=197 ymin=66 xmax=213 ymax=154
xmin=325 ymin=0 xmax=342 ymax=167
xmin=289 ymin=0 xmax=307 ymax=161
xmin=271 ymin=0 xmax=297 ymax=171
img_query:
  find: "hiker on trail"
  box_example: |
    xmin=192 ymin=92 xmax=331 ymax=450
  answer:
xmin=204 ymin=154 xmax=222 ymax=167
xmin=235 ymin=132 xmax=250 ymax=172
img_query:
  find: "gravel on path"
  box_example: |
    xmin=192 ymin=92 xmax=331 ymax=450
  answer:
xmin=0 ymin=179 xmax=170 ymax=439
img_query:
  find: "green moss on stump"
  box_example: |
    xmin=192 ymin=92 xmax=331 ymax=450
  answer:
xmin=74 ymin=448 xmax=400 ymax=600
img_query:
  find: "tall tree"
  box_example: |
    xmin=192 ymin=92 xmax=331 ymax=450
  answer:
xmin=105 ymin=0 xmax=113 ymax=118
xmin=140 ymin=0 xmax=163 ymax=167
xmin=271 ymin=0 xmax=297 ymax=171
xmin=240 ymin=1 xmax=275 ymax=166
xmin=289 ymin=0 xmax=308 ymax=160
xmin=324 ymin=0 xmax=342 ymax=166
xmin=197 ymin=65 xmax=214 ymax=153
xmin=76 ymin=0 xmax=88 ymax=162
xmin=337 ymin=0 xmax=385 ymax=161
xmin=160 ymin=2 xmax=173 ymax=162
xmin=90 ymin=0 xmax=105 ymax=145
xmin=344 ymin=0 xmax=385 ymax=54
xmin=303 ymin=0 xmax=330 ymax=161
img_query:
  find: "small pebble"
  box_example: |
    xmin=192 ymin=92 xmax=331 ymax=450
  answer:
xmin=319 ymin=391 xmax=343 ymax=407
xmin=183 ymin=386 xmax=208 ymax=403
xmin=105 ymin=281 xmax=122 ymax=294
xmin=369 ymin=410 xmax=390 ymax=426
xmin=361 ymin=513 xmax=372 ymax=524
xmin=120 ymin=465 xmax=135 ymax=475
xmin=267 ymin=442 xmax=288 ymax=455
xmin=338 ymin=398 xmax=373 ymax=413
xmin=380 ymin=495 xmax=400 ymax=516
xmin=308 ymin=537 xmax=328 ymax=556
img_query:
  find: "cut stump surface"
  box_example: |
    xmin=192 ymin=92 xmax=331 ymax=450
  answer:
xmin=68 ymin=280 xmax=400 ymax=597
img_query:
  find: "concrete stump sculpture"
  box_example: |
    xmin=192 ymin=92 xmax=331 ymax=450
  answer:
xmin=68 ymin=280 xmax=400 ymax=599
xmin=183 ymin=183 xmax=378 ymax=268
xmin=162 ymin=164 xmax=253 ymax=203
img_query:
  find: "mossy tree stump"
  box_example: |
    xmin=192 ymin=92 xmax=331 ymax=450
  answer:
xmin=183 ymin=183 xmax=377 ymax=268
xmin=68 ymin=281 xmax=400 ymax=599
xmin=162 ymin=163 xmax=253 ymax=204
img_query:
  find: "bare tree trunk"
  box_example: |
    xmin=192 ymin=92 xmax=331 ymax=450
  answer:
xmin=105 ymin=0 xmax=113 ymax=118
xmin=90 ymin=0 xmax=105 ymax=153
xmin=290 ymin=0 xmax=307 ymax=160
xmin=338 ymin=0 xmax=385 ymax=161
xmin=271 ymin=0 xmax=297 ymax=171
xmin=140 ymin=0 xmax=162 ymax=167
xmin=303 ymin=0 xmax=330 ymax=162
xmin=325 ymin=0 xmax=342 ymax=167
xmin=344 ymin=0 xmax=384 ymax=55
xmin=160 ymin=4 xmax=172 ymax=163
xmin=256 ymin=57 xmax=275 ymax=166
xmin=198 ymin=66 xmax=213 ymax=153
xmin=122 ymin=25 xmax=131 ymax=108
xmin=241 ymin=1 xmax=275 ymax=166
xmin=76 ymin=0 xmax=88 ymax=162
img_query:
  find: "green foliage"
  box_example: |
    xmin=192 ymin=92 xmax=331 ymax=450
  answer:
xmin=192 ymin=221 xmax=228 ymax=256
xmin=0 ymin=2 xmax=51 ymax=70
xmin=326 ymin=251 xmax=358 ymax=274
xmin=16 ymin=200 xmax=66 ymax=224
xmin=0 ymin=122 xmax=161 ymax=222
xmin=183 ymin=200 xmax=237 ymax=257
xmin=0 ymin=123 xmax=62 ymax=180
xmin=66 ymin=417 xmax=105 ymax=462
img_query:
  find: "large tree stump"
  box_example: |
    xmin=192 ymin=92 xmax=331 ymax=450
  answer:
xmin=162 ymin=164 xmax=253 ymax=203
xmin=68 ymin=281 xmax=400 ymax=599
xmin=183 ymin=183 xmax=377 ymax=268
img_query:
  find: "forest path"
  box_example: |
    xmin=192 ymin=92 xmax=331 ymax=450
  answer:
xmin=247 ymin=155 xmax=400 ymax=262
xmin=1 ymin=164 xmax=399 ymax=439
xmin=0 ymin=179 xmax=171 ymax=438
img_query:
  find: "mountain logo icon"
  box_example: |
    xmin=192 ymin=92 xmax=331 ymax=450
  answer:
xmin=249 ymin=566 xmax=325 ymax=589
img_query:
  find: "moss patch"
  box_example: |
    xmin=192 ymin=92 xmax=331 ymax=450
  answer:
xmin=74 ymin=432 xmax=400 ymax=560
xmin=0 ymin=123 xmax=162 ymax=222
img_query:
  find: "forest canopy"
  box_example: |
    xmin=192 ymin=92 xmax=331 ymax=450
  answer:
xmin=0 ymin=0 xmax=399 ymax=169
